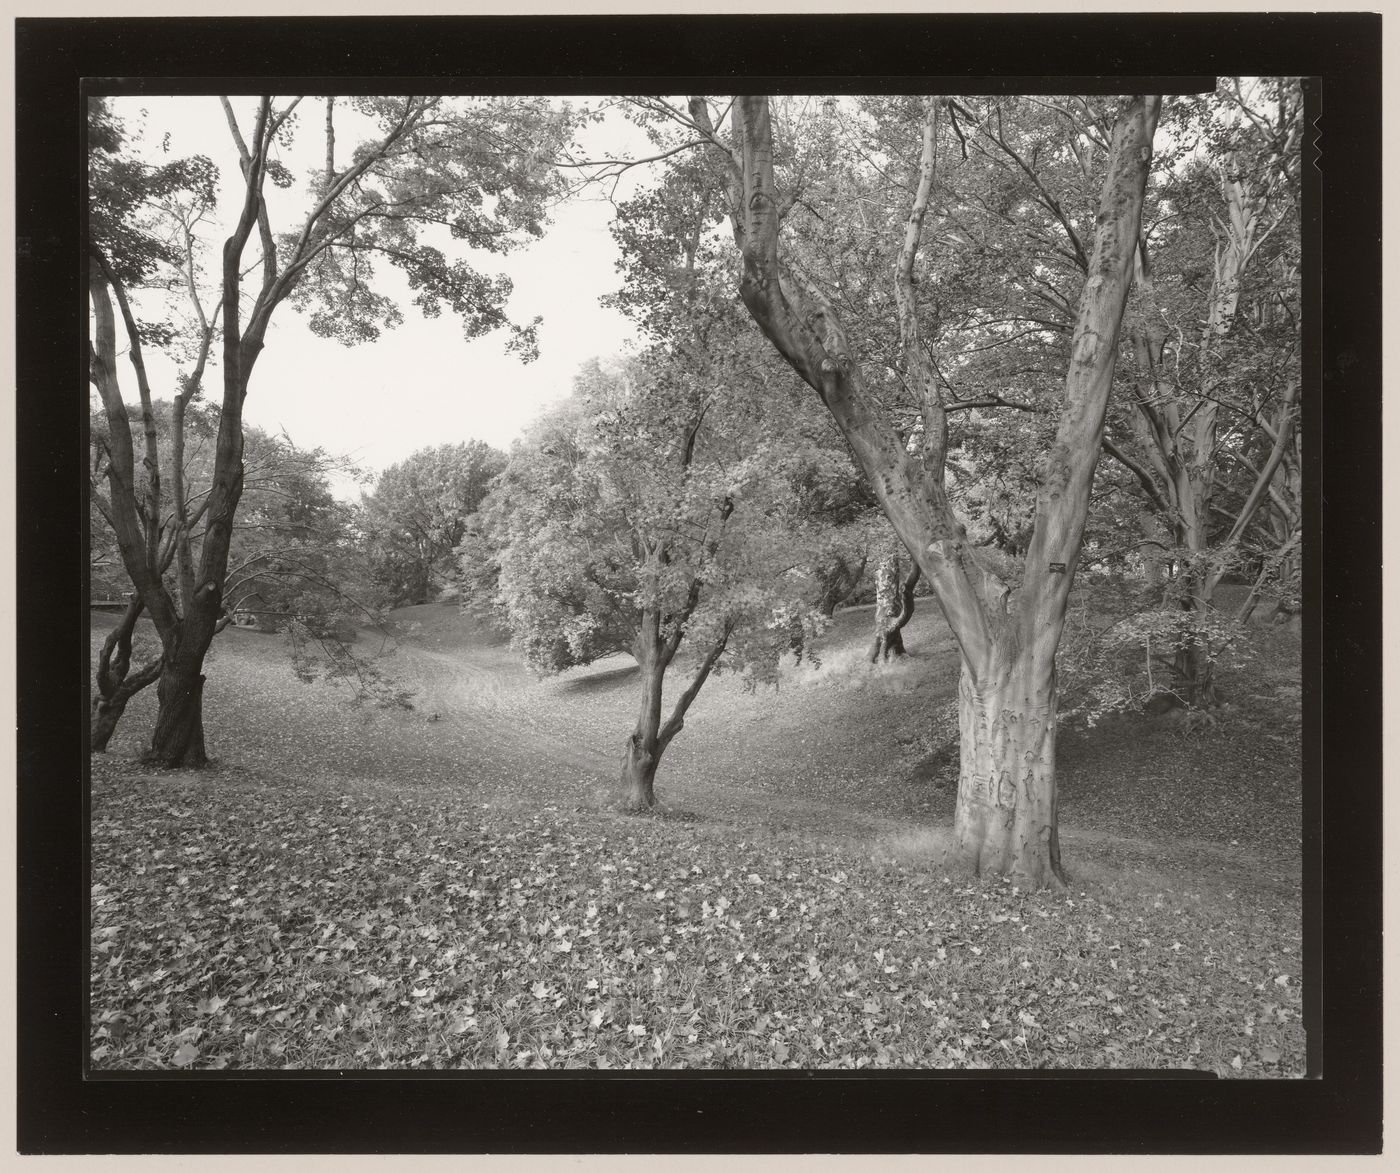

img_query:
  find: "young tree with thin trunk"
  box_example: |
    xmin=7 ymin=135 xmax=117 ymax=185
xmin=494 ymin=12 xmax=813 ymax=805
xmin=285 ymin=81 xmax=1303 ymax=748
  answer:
xmin=685 ymin=93 xmax=1160 ymax=887
xmin=482 ymin=354 xmax=826 ymax=811
xmin=89 ymin=95 xmax=571 ymax=766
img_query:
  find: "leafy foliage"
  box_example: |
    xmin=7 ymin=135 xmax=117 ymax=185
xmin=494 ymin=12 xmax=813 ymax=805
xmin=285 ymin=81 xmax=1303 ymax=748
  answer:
xmin=361 ymin=441 xmax=506 ymax=608
xmin=286 ymin=619 xmax=416 ymax=711
xmin=88 ymin=98 xmax=220 ymax=287
xmin=1058 ymin=582 xmax=1257 ymax=727
xmin=280 ymin=96 xmax=576 ymax=354
xmin=480 ymin=351 xmax=830 ymax=689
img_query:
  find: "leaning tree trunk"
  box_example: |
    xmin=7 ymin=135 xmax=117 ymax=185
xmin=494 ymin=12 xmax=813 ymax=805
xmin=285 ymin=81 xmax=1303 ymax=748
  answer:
xmin=90 ymin=702 xmax=128 ymax=755
xmin=91 ymin=593 xmax=162 ymax=752
xmin=953 ymin=659 xmax=1062 ymax=885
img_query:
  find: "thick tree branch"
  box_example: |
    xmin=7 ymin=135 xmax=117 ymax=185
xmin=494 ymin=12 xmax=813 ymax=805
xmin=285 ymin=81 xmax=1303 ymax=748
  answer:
xmin=1020 ymin=95 xmax=1161 ymax=660
xmin=657 ymin=624 xmax=731 ymax=754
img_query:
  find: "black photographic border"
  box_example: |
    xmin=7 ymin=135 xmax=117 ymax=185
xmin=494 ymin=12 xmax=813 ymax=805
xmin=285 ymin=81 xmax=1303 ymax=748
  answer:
xmin=15 ymin=11 xmax=1382 ymax=1154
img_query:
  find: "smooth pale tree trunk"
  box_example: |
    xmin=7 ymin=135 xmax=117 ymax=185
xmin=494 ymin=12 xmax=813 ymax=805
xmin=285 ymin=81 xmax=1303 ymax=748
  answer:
xmin=870 ymin=557 xmax=919 ymax=662
xmin=953 ymin=660 xmax=1061 ymax=883
xmin=712 ymin=93 xmax=1159 ymax=887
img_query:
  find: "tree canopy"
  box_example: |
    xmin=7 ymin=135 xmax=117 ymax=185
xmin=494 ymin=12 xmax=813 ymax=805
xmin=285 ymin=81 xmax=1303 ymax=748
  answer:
xmin=362 ymin=440 xmax=506 ymax=607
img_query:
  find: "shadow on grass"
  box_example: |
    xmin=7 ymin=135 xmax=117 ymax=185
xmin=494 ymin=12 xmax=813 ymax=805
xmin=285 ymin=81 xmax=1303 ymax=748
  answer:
xmin=556 ymin=661 xmax=640 ymax=693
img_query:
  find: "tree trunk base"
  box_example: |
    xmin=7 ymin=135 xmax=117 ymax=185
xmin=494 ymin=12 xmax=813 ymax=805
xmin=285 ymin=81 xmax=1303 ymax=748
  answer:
xmin=952 ymin=669 xmax=1068 ymax=891
xmin=90 ymin=699 xmax=128 ymax=754
xmin=620 ymin=737 xmax=658 ymax=811
xmin=869 ymin=628 xmax=906 ymax=663
xmin=146 ymin=667 xmax=209 ymax=769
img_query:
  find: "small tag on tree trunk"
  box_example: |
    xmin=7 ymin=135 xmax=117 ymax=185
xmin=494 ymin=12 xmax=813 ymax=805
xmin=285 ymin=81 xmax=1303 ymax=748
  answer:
xmin=1048 ymin=562 xmax=1066 ymax=574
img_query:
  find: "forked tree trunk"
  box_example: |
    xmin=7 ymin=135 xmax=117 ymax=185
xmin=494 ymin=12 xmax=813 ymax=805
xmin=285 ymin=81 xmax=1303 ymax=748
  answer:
xmin=870 ymin=557 xmax=920 ymax=662
xmin=621 ymin=614 xmax=666 ymax=810
xmin=710 ymin=93 xmax=1159 ymax=888
xmin=620 ymin=608 xmax=730 ymax=811
xmin=953 ymin=661 xmax=1063 ymax=886
xmin=147 ymin=657 xmax=209 ymax=768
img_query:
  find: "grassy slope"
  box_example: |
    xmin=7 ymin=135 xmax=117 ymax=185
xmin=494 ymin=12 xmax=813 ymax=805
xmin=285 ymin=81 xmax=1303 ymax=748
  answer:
xmin=90 ymin=598 xmax=1303 ymax=1074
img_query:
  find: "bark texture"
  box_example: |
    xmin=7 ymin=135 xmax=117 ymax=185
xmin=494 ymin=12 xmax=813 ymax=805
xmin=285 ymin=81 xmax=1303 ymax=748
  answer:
xmin=149 ymin=659 xmax=209 ymax=768
xmin=621 ymin=615 xmax=666 ymax=809
xmin=953 ymin=665 xmax=1061 ymax=883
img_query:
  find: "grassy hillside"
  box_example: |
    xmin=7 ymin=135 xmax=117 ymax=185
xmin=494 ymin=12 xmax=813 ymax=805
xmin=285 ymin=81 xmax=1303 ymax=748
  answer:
xmin=89 ymin=599 xmax=1303 ymax=1073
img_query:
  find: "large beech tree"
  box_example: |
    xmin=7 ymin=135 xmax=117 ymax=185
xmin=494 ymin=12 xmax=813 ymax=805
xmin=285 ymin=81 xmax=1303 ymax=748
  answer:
xmin=684 ymin=93 xmax=1161 ymax=887
xmin=89 ymin=95 xmax=570 ymax=766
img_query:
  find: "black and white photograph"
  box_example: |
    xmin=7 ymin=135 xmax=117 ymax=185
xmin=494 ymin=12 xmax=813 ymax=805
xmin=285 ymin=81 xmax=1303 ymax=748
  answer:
xmin=13 ymin=9 xmax=1383 ymax=1157
xmin=85 ymin=79 xmax=1308 ymax=1073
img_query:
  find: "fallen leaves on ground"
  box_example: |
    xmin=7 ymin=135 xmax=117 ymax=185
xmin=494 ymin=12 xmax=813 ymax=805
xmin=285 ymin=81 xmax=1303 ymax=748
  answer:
xmin=88 ymin=603 xmax=1304 ymax=1075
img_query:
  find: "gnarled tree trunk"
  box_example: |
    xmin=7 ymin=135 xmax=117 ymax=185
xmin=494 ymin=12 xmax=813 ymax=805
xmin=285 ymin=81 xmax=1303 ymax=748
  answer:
xmin=91 ymin=593 xmax=162 ymax=752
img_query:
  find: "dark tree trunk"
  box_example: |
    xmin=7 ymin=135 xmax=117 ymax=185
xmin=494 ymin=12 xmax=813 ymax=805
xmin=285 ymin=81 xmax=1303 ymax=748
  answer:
xmin=90 ymin=593 xmax=161 ymax=752
xmin=817 ymin=553 xmax=868 ymax=618
xmin=619 ymin=610 xmax=730 ymax=811
xmin=621 ymin=735 xmax=660 ymax=810
xmin=91 ymin=698 xmax=129 ymax=754
xmin=872 ymin=626 xmax=906 ymax=661
xmin=147 ymin=658 xmax=209 ymax=768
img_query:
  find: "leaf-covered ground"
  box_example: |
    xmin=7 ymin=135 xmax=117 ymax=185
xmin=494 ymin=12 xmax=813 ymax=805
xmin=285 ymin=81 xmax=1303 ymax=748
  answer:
xmin=89 ymin=600 xmax=1303 ymax=1074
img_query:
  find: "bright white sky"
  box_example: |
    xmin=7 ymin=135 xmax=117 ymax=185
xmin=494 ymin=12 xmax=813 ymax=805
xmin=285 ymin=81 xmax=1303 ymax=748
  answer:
xmin=106 ymin=95 xmax=655 ymax=494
